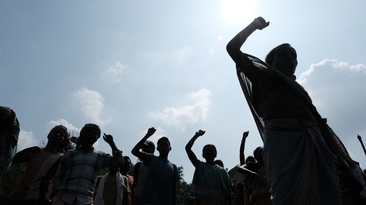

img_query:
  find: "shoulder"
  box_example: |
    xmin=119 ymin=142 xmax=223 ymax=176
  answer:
xmin=238 ymin=59 xmax=262 ymax=78
xmin=173 ymin=163 xmax=178 ymax=172
xmin=195 ymin=160 xmax=203 ymax=167
xmin=141 ymin=153 xmax=154 ymax=165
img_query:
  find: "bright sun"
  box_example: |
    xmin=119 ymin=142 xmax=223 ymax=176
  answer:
xmin=222 ymin=0 xmax=257 ymax=24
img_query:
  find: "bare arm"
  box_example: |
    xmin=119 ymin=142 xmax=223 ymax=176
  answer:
xmin=240 ymin=131 xmax=249 ymax=165
xmin=185 ymin=130 xmax=205 ymax=167
xmin=103 ymin=133 xmax=124 ymax=165
xmin=131 ymin=127 xmax=156 ymax=161
xmin=226 ymin=17 xmax=269 ymax=66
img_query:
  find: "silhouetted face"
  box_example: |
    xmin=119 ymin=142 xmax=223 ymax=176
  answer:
xmin=271 ymin=46 xmax=298 ymax=74
xmin=157 ymin=140 xmax=171 ymax=155
xmin=203 ymin=146 xmax=217 ymax=161
xmin=80 ymin=128 xmax=99 ymax=146
xmin=48 ymin=127 xmax=67 ymax=146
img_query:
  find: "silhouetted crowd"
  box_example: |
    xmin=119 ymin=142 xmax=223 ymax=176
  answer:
xmin=2 ymin=16 xmax=366 ymax=205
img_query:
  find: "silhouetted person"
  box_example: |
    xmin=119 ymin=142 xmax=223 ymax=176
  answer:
xmin=131 ymin=127 xmax=178 ymax=205
xmin=238 ymin=133 xmax=271 ymax=205
xmin=120 ymin=156 xmax=133 ymax=205
xmin=186 ymin=130 xmax=231 ymax=205
xmin=132 ymin=140 xmax=155 ymax=205
xmin=227 ymin=16 xmax=361 ymax=204
xmin=6 ymin=125 xmax=70 ymax=205
xmin=214 ymin=159 xmax=233 ymax=205
xmin=94 ymin=165 xmax=124 ymax=205
xmin=239 ymin=147 xmax=272 ymax=205
xmin=52 ymin=123 xmax=124 ymax=205
xmin=238 ymin=131 xmax=254 ymax=205
xmin=0 ymin=106 xmax=19 ymax=185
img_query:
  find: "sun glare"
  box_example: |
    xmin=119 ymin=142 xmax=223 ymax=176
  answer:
xmin=222 ymin=0 xmax=257 ymax=24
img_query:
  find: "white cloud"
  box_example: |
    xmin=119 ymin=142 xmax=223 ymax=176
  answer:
xmin=107 ymin=61 xmax=128 ymax=83
xmin=299 ymin=59 xmax=366 ymax=84
xmin=298 ymin=59 xmax=366 ymax=139
xmin=17 ymin=130 xmax=38 ymax=151
xmin=74 ymin=88 xmax=111 ymax=127
xmin=46 ymin=119 xmax=81 ymax=137
xmin=148 ymin=88 xmax=211 ymax=131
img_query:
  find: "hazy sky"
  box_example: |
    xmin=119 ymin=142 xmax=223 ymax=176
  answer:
xmin=1 ymin=1 xmax=366 ymax=182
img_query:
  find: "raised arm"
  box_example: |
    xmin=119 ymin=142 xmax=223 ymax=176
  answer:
xmin=226 ymin=17 xmax=269 ymax=66
xmin=240 ymin=131 xmax=249 ymax=165
xmin=104 ymin=133 xmax=124 ymax=165
xmin=131 ymin=127 xmax=156 ymax=161
xmin=185 ymin=130 xmax=205 ymax=167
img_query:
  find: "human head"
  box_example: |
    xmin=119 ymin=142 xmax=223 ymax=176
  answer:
xmin=202 ymin=144 xmax=217 ymax=162
xmin=265 ymin=43 xmax=298 ymax=75
xmin=80 ymin=123 xmax=101 ymax=138
xmin=120 ymin=156 xmax=132 ymax=175
xmin=47 ymin=125 xmax=70 ymax=153
xmin=142 ymin=140 xmax=155 ymax=154
xmin=78 ymin=123 xmax=101 ymax=147
xmin=157 ymin=137 xmax=171 ymax=155
xmin=245 ymin=156 xmax=256 ymax=164
xmin=253 ymin=146 xmax=264 ymax=163
xmin=214 ymin=159 xmax=224 ymax=168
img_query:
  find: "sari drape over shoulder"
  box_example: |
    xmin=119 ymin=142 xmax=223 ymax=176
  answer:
xmin=236 ymin=54 xmax=356 ymax=169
